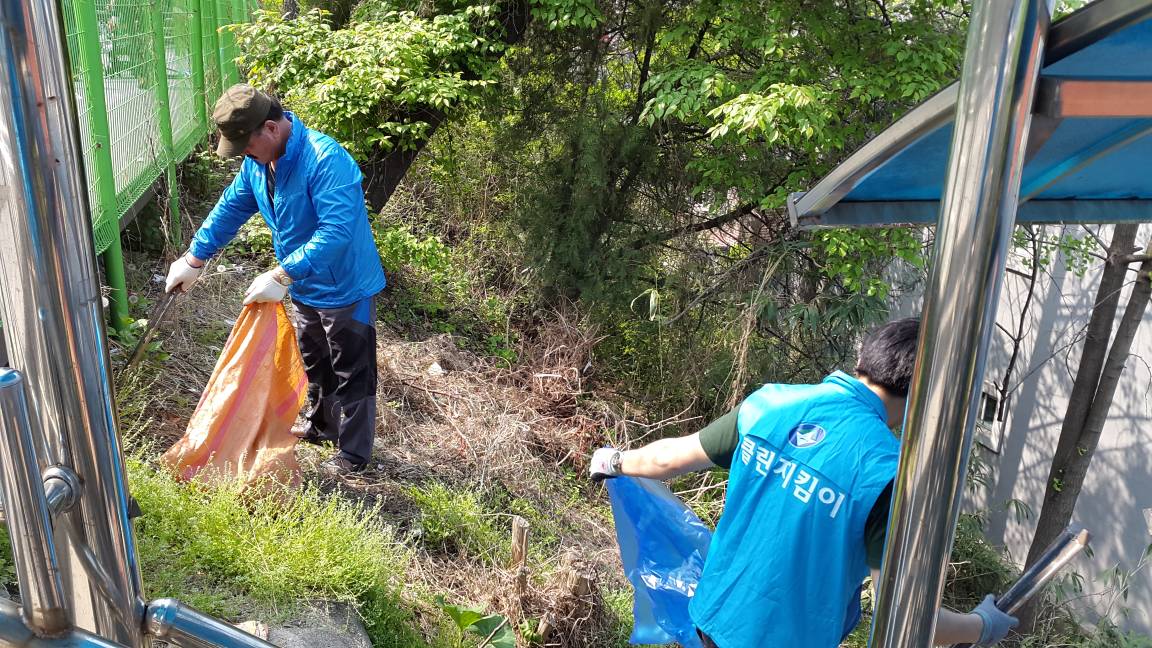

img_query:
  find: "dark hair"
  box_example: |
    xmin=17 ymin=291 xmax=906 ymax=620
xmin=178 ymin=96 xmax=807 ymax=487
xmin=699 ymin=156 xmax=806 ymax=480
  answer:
xmin=264 ymin=96 xmax=284 ymax=123
xmin=855 ymin=317 xmax=920 ymax=397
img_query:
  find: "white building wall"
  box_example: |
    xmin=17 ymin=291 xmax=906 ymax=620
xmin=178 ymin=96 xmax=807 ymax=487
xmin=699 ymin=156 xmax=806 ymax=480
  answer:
xmin=966 ymin=224 xmax=1152 ymax=634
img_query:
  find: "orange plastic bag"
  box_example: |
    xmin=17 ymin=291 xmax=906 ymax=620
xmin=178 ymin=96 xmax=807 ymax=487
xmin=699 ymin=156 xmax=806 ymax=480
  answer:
xmin=162 ymin=302 xmax=307 ymax=488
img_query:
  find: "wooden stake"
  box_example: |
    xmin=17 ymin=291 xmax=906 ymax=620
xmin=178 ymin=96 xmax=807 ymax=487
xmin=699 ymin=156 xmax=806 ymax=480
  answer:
xmin=535 ymin=614 xmax=554 ymax=645
xmin=511 ymin=516 xmax=530 ymax=569
xmin=569 ymin=570 xmax=592 ymax=599
xmin=511 ymin=516 xmax=530 ymax=620
xmin=559 ymin=553 xmax=591 ymax=598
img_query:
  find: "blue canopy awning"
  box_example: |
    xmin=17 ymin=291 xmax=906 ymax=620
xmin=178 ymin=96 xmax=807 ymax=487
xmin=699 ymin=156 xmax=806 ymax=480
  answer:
xmin=789 ymin=0 xmax=1152 ymax=227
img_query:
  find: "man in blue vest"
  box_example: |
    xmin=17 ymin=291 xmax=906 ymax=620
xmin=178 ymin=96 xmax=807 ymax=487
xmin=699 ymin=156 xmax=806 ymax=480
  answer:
xmin=165 ymin=84 xmax=386 ymax=476
xmin=590 ymin=318 xmax=1017 ymax=646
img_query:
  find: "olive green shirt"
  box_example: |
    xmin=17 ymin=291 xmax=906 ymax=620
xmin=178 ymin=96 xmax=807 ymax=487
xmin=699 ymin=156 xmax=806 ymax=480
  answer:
xmin=698 ymin=407 xmax=893 ymax=569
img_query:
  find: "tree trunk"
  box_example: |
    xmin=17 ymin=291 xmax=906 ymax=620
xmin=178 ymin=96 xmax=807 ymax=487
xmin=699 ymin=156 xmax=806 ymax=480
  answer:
xmin=282 ymin=0 xmax=298 ymax=20
xmin=359 ymin=0 xmax=531 ymax=212
xmin=1016 ymin=224 xmax=1143 ymax=632
xmin=361 ymin=108 xmax=444 ymax=211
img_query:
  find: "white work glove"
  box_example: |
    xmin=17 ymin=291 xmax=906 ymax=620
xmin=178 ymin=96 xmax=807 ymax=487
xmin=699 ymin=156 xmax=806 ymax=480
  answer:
xmin=243 ymin=268 xmax=291 ymax=305
xmin=589 ymin=447 xmax=623 ymax=482
xmin=165 ymin=255 xmax=203 ymax=293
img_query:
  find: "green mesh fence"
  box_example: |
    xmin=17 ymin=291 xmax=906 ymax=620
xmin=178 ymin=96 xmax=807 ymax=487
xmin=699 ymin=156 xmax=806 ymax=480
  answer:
xmin=104 ymin=0 xmax=165 ymax=217
xmin=59 ymin=0 xmax=246 ymax=256
xmin=59 ymin=0 xmax=111 ymax=253
xmin=167 ymin=0 xmax=203 ymax=161
xmin=202 ymin=0 xmax=224 ymax=106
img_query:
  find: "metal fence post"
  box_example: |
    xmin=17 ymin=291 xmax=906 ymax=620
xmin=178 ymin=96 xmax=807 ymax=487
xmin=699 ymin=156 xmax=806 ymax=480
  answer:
xmin=71 ymin=0 xmax=130 ymax=331
xmin=188 ymin=0 xmax=208 ymax=132
xmin=869 ymin=0 xmax=1051 ymax=646
xmin=149 ymin=0 xmax=183 ymax=251
xmin=203 ymin=0 xmax=223 ymax=100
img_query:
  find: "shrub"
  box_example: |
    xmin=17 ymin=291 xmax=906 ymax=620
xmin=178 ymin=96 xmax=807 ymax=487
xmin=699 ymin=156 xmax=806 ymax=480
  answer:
xmin=943 ymin=513 xmax=1017 ymax=611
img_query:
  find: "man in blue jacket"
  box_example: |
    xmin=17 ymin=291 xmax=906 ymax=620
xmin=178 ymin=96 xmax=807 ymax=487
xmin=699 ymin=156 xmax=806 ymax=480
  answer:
xmin=590 ymin=318 xmax=1019 ymax=647
xmin=166 ymin=84 xmax=386 ymax=476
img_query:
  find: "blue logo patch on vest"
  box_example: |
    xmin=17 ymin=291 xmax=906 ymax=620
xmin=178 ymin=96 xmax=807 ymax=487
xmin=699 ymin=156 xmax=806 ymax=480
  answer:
xmin=788 ymin=423 xmax=827 ymax=448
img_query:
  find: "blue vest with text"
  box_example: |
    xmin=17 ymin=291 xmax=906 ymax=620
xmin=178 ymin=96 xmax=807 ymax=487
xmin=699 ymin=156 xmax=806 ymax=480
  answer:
xmin=688 ymin=372 xmax=899 ymax=648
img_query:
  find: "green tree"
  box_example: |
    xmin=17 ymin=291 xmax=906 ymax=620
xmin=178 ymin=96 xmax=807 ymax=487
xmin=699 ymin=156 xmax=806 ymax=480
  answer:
xmin=486 ymin=0 xmax=965 ymax=409
xmin=234 ymin=0 xmax=601 ymax=209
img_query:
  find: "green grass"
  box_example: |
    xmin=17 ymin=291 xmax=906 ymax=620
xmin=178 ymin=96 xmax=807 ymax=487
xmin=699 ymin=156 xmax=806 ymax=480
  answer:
xmin=601 ymin=587 xmax=639 ymax=647
xmin=127 ymin=457 xmax=426 ymax=644
xmin=407 ymin=481 xmax=505 ymax=565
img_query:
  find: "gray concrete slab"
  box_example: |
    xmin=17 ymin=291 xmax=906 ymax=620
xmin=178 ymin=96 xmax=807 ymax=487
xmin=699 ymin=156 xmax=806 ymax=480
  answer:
xmin=241 ymin=601 xmax=373 ymax=648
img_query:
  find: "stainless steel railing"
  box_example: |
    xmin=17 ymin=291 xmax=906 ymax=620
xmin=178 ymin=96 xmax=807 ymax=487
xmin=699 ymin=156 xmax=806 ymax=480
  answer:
xmin=0 ymin=0 xmax=279 ymax=644
xmin=0 ymin=369 xmax=71 ymax=636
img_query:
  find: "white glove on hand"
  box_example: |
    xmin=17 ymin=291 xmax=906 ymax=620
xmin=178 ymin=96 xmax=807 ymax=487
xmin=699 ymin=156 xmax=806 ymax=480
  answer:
xmin=243 ymin=268 xmax=290 ymax=305
xmin=165 ymin=255 xmax=203 ymax=293
xmin=589 ymin=448 xmax=623 ymax=482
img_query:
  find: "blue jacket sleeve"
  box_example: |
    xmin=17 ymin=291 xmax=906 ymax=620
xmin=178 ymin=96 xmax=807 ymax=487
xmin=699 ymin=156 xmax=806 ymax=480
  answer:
xmin=279 ymin=146 xmax=365 ymax=281
xmin=189 ymin=169 xmax=259 ymax=261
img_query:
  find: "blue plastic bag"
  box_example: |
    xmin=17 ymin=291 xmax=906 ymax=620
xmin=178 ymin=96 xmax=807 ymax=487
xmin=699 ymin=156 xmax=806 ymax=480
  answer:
xmin=606 ymin=476 xmax=712 ymax=648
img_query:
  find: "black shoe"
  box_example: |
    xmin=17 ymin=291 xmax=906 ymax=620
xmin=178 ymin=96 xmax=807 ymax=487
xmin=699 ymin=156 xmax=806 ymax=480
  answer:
xmin=319 ymin=456 xmax=366 ymax=476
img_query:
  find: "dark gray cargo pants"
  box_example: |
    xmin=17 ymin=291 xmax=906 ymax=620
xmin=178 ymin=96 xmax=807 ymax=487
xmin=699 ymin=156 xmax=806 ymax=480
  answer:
xmin=292 ymin=296 xmax=377 ymax=466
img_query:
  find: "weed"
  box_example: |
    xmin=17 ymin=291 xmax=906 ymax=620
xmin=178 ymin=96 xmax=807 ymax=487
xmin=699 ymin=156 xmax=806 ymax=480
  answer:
xmin=435 ymin=595 xmax=515 ymax=648
xmin=127 ymin=455 xmax=420 ymax=640
xmin=180 ymin=148 xmax=236 ymax=208
xmin=504 ymin=496 xmax=561 ymax=556
xmin=115 ymin=365 xmax=161 ymax=441
xmin=1071 ymin=620 xmax=1152 ymax=648
xmin=360 ymin=586 xmax=434 ymax=648
xmin=408 ymin=482 xmax=505 ymax=564
xmin=485 ymin=334 xmax=516 ymax=365
xmin=111 ymin=317 xmax=171 ymax=364
xmin=374 ymin=224 xmax=452 ymax=280
xmin=943 ymin=513 xmax=1017 ymax=611
xmin=600 ymin=587 xmax=636 ymax=647
xmin=224 ymin=218 xmax=275 ymax=261
xmin=371 ymin=213 xmax=525 ymax=360
xmin=192 ymin=320 xmax=231 ymax=348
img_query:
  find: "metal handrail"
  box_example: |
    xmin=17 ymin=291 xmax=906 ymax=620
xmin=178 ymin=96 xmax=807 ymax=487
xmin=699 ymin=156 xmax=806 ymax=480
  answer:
xmin=0 ymin=0 xmax=284 ymax=644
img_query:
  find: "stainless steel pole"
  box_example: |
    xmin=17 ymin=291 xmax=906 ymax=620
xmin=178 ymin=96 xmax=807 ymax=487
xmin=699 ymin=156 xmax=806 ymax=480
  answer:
xmin=144 ymin=599 xmax=278 ymax=648
xmin=951 ymin=525 xmax=1090 ymax=648
xmin=0 ymin=369 xmax=70 ymax=635
xmin=0 ymin=597 xmax=125 ymax=647
xmin=0 ymin=0 xmax=147 ymax=643
xmin=869 ymin=0 xmax=1051 ymax=646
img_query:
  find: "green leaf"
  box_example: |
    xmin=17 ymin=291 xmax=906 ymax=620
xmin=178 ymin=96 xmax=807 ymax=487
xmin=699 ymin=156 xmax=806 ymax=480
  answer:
xmin=434 ymin=595 xmax=486 ymax=632
xmin=468 ymin=614 xmax=514 ymax=648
